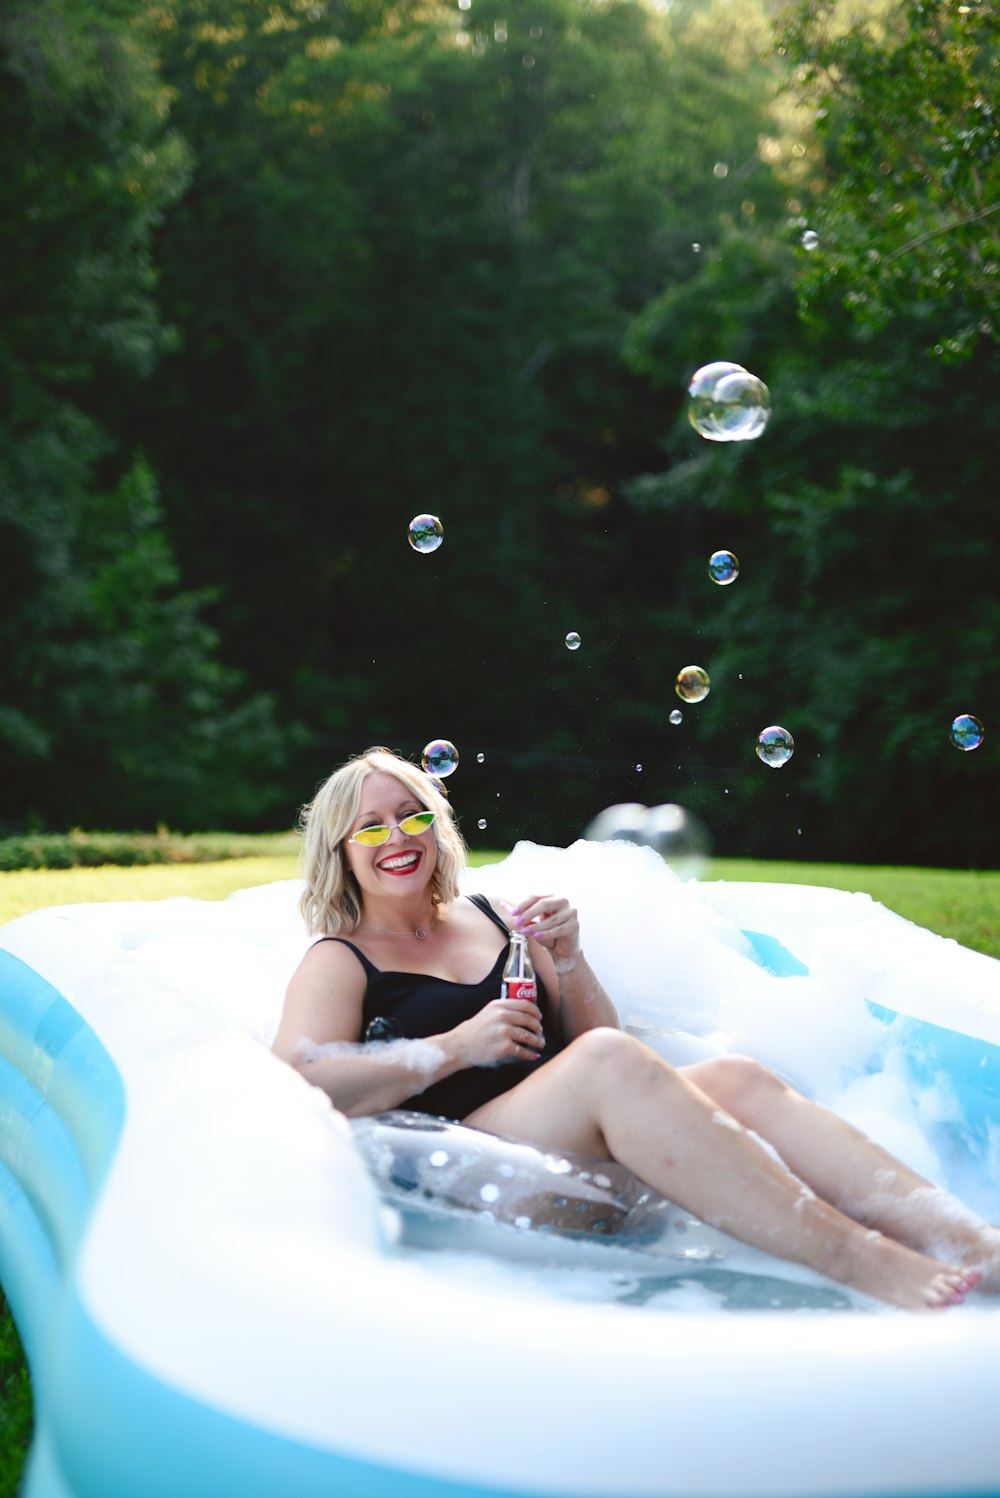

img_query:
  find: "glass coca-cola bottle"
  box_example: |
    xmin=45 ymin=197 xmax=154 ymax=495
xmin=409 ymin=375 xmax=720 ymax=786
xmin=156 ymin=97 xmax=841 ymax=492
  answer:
xmin=500 ymin=930 xmax=537 ymax=1003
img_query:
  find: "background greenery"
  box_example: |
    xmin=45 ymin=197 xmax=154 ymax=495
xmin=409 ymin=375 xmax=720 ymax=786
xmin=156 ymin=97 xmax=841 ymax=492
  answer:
xmin=2 ymin=0 xmax=997 ymax=861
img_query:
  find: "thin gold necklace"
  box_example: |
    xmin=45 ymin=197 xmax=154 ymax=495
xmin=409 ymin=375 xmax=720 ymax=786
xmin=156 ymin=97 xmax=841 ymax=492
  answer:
xmin=360 ymin=916 xmax=435 ymax=941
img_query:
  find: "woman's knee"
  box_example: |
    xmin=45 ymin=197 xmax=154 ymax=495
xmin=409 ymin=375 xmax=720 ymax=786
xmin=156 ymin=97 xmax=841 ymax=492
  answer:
xmin=687 ymin=1054 xmax=789 ymax=1118
xmin=565 ymin=1026 xmax=666 ymax=1087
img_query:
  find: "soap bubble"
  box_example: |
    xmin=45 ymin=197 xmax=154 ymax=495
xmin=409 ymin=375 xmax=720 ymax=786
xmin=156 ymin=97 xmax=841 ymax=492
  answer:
xmin=583 ymin=803 xmax=648 ymax=846
xmin=675 ymin=665 xmax=710 ymax=703
xmin=669 ymin=709 xmax=683 ymax=726
xmin=687 ymin=361 xmax=743 ymax=438
xmin=687 ymin=363 xmax=771 ymax=442
xmin=477 ymin=752 xmax=485 ymax=763
xmin=708 ymin=550 xmax=740 ymax=585
xmin=950 ymin=714 xmax=984 ymax=752
xmin=408 ymin=514 xmax=444 ymax=553
xmin=477 ymin=818 xmax=488 ymax=829
xmin=584 ymin=802 xmax=710 ymax=880
xmin=801 ymin=229 xmax=819 ymax=250
xmin=756 ymin=725 xmax=794 ymax=768
xmin=644 ymin=803 xmax=711 ymax=880
xmin=565 ymin=631 xmax=582 ymax=651
xmin=421 ymin=739 xmax=459 ymax=777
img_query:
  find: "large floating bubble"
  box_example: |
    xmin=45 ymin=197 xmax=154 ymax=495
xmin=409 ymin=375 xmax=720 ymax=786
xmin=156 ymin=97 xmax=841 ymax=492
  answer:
xmin=708 ymin=550 xmax=740 ymax=586
xmin=565 ymin=631 xmax=582 ymax=651
xmin=421 ymin=739 xmax=459 ymax=777
xmin=584 ymin=801 xmax=710 ymax=881
xmin=408 ymin=514 xmax=444 ymax=553
xmin=756 ymin=725 xmax=794 ymax=768
xmin=675 ymin=665 xmax=710 ymax=703
xmin=950 ymin=714 xmax=984 ymax=752
xmin=687 ymin=362 xmax=771 ymax=442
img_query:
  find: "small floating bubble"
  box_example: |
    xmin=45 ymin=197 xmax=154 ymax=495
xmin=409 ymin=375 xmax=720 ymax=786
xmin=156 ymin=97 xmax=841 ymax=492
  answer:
xmin=635 ymin=764 xmax=642 ymax=772
xmin=407 ymin=513 xmax=444 ymax=553
xmin=708 ymin=549 xmax=740 ymax=585
xmin=756 ymin=725 xmax=794 ymax=768
xmin=801 ymin=229 xmax=819 ymax=250
xmin=476 ymin=752 xmax=485 ymax=763
xmin=675 ymin=665 xmax=710 ymax=703
xmin=565 ymin=631 xmax=582 ymax=651
xmin=479 ymin=1183 xmax=501 ymax=1203
xmin=477 ymin=818 xmax=487 ymax=830
xmin=421 ymin=739 xmax=459 ymax=777
xmin=669 ymin=709 xmax=683 ymax=725
xmin=950 ymin=714 xmax=984 ymax=751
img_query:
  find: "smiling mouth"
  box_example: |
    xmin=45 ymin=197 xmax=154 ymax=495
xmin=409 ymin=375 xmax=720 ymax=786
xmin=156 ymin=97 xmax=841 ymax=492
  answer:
xmin=376 ymin=851 xmax=422 ymax=874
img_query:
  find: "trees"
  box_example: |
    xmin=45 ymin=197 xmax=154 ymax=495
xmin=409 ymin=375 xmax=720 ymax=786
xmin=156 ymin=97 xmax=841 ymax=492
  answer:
xmin=2 ymin=0 xmax=993 ymax=860
xmin=618 ymin=0 xmax=1000 ymax=865
xmin=776 ymin=0 xmax=1000 ymax=355
xmin=0 ymin=0 xmax=284 ymax=830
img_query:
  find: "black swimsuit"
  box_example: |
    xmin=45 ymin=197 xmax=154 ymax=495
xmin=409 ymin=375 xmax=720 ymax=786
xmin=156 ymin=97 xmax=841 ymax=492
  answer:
xmin=316 ymin=894 xmax=561 ymax=1121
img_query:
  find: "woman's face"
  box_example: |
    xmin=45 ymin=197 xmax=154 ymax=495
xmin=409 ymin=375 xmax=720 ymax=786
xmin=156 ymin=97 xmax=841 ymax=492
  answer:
xmin=342 ymin=771 xmax=437 ymax=903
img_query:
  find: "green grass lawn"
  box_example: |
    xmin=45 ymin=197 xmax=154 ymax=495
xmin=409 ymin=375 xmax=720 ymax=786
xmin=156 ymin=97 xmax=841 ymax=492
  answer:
xmin=706 ymin=858 xmax=999 ymax=960
xmin=0 ymin=848 xmax=996 ymax=1493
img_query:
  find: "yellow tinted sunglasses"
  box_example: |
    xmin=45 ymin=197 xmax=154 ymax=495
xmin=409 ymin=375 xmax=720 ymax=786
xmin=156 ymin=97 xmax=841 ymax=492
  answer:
xmin=348 ymin=811 xmax=436 ymax=847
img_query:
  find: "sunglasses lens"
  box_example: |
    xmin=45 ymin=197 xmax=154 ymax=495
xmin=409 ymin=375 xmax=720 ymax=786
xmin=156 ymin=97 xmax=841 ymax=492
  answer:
xmin=400 ymin=812 xmax=435 ymax=835
xmin=352 ymin=826 xmax=391 ymax=846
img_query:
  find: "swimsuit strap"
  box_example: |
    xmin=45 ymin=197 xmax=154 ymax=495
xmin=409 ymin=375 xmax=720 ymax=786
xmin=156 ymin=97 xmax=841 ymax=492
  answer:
xmin=465 ymin=892 xmax=511 ymax=936
xmin=313 ymin=935 xmax=380 ymax=980
xmin=314 ymin=896 xmax=507 ymax=976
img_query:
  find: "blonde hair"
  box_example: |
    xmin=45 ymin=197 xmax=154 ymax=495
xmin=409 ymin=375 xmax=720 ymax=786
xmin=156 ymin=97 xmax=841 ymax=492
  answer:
xmin=298 ymin=746 xmax=468 ymax=935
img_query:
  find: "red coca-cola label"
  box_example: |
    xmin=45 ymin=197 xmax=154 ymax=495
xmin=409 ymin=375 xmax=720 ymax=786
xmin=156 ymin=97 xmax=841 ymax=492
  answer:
xmin=502 ymin=978 xmax=537 ymax=1003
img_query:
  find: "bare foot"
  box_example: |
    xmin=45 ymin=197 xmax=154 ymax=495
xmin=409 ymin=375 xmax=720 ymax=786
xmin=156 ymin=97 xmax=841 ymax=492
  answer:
xmin=841 ymin=1230 xmax=980 ymax=1311
xmin=953 ymin=1231 xmax=1000 ymax=1295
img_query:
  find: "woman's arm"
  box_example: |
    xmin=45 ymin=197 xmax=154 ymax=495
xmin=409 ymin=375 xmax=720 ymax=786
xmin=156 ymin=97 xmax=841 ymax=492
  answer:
xmin=508 ymin=895 xmax=620 ymax=1044
xmin=273 ymin=940 xmax=548 ymax=1117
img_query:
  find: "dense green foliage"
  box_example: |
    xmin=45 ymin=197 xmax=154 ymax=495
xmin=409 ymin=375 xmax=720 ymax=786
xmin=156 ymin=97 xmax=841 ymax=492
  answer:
xmin=1 ymin=0 xmax=996 ymax=865
xmin=778 ymin=0 xmax=1000 ymax=354
xmin=0 ymin=0 xmax=287 ymax=832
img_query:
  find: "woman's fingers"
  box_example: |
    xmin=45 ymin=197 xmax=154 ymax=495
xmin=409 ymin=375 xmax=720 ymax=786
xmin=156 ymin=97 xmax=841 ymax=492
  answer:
xmin=511 ymin=895 xmax=581 ymax=955
xmin=490 ymin=999 xmax=544 ymax=1055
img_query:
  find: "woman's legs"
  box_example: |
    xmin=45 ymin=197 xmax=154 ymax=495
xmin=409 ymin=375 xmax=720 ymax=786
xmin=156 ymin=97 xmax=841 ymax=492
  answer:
xmin=683 ymin=1054 xmax=1000 ymax=1289
xmin=464 ymin=1029 xmax=981 ymax=1310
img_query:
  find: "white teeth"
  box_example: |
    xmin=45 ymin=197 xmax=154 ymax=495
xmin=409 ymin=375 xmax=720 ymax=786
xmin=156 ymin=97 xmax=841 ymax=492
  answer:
xmin=379 ymin=853 xmax=418 ymax=871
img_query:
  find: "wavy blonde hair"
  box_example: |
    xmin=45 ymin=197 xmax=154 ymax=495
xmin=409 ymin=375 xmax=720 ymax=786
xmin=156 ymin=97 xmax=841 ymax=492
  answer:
xmin=298 ymin=746 xmax=468 ymax=935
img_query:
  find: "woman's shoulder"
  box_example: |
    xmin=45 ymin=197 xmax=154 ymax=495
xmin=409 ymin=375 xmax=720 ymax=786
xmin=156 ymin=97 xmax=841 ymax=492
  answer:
xmin=292 ymin=934 xmax=373 ymax=985
xmin=306 ymin=928 xmax=372 ymax=964
xmin=463 ymin=892 xmax=513 ymax=930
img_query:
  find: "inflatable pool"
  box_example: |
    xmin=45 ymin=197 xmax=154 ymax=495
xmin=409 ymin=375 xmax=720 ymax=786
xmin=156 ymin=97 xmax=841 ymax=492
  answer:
xmin=2 ymin=838 xmax=999 ymax=1498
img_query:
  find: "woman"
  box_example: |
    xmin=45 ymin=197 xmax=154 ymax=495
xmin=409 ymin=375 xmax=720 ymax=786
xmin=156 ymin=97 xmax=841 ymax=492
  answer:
xmin=274 ymin=746 xmax=1000 ymax=1310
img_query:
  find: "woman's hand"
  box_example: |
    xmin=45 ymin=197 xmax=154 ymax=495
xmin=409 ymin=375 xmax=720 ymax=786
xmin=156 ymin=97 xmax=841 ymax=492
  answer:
xmin=510 ymin=895 xmax=581 ymax=974
xmin=448 ymin=999 xmax=546 ymax=1068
